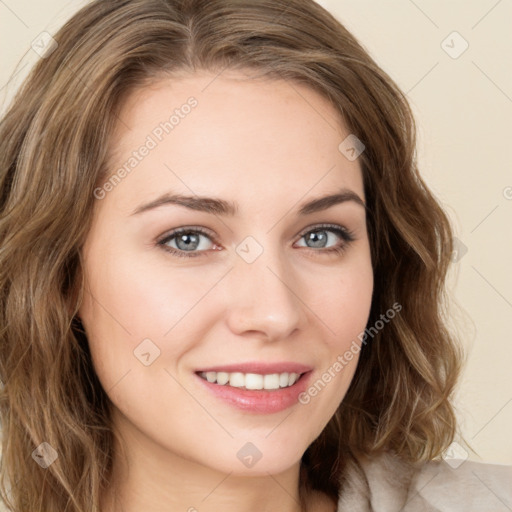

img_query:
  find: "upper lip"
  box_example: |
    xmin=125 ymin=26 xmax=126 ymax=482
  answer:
xmin=195 ymin=362 xmax=313 ymax=375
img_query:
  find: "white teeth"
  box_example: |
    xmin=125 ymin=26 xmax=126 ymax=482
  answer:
xmin=216 ymin=372 xmax=229 ymax=385
xmin=288 ymin=373 xmax=298 ymax=386
xmin=229 ymin=372 xmax=245 ymax=388
xmin=263 ymin=374 xmax=280 ymax=390
xmin=245 ymin=373 xmax=263 ymax=390
xmin=199 ymin=371 xmax=302 ymax=390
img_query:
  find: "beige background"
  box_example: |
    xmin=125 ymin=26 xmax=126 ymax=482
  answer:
xmin=1 ymin=0 xmax=511 ymax=466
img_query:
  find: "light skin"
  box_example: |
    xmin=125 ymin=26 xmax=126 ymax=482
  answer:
xmin=79 ymin=70 xmax=374 ymax=512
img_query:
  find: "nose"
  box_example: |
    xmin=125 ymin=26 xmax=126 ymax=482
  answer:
xmin=223 ymin=244 xmax=305 ymax=342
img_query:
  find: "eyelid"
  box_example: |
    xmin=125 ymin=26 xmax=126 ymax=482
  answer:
xmin=156 ymin=222 xmax=356 ymax=257
xmin=295 ymin=222 xmax=355 ymax=242
xmin=156 ymin=226 xmax=218 ymax=257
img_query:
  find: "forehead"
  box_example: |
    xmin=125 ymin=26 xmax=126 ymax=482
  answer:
xmin=103 ymin=71 xmax=365 ymax=213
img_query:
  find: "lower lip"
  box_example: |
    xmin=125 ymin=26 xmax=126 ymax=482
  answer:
xmin=195 ymin=371 xmax=313 ymax=414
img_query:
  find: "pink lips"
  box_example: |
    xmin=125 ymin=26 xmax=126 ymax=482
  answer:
xmin=194 ymin=361 xmax=314 ymax=414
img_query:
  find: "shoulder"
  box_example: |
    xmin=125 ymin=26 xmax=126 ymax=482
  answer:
xmin=337 ymin=451 xmax=512 ymax=511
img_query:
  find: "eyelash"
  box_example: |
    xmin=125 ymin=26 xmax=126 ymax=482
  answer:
xmin=156 ymin=223 xmax=356 ymax=259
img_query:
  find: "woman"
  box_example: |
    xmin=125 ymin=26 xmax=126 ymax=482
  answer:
xmin=0 ymin=1 xmax=510 ymax=511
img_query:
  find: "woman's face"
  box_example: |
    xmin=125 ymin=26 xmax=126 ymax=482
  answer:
xmin=79 ymin=71 xmax=373 ymax=477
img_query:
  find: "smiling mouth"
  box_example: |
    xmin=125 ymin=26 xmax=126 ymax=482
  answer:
xmin=196 ymin=371 xmax=306 ymax=391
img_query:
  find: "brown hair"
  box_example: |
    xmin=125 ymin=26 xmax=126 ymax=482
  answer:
xmin=0 ymin=0 xmax=463 ymax=510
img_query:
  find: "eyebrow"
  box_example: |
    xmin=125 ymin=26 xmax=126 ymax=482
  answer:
xmin=130 ymin=187 xmax=366 ymax=217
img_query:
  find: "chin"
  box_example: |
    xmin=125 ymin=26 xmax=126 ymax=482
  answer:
xmin=194 ymin=435 xmax=309 ymax=477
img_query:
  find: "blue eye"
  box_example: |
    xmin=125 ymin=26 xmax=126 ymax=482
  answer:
xmin=296 ymin=224 xmax=355 ymax=253
xmin=157 ymin=224 xmax=355 ymax=259
xmin=157 ymin=227 xmax=215 ymax=258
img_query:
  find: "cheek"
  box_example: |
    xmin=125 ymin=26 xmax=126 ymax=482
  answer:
xmin=295 ymin=254 xmax=373 ymax=413
xmin=306 ymin=253 xmax=373 ymax=346
xmin=79 ymin=243 xmax=226 ymax=380
xmin=83 ymin=239 xmax=217 ymax=335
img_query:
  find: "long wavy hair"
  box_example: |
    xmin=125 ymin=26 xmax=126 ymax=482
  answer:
xmin=0 ymin=0 xmax=464 ymax=510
